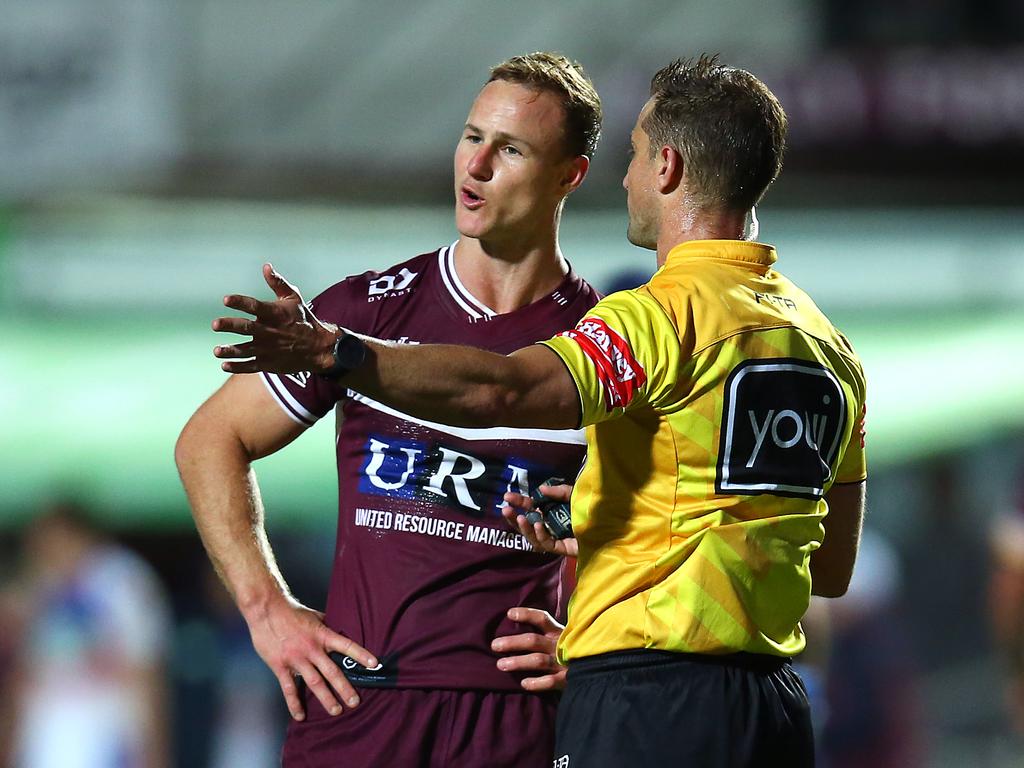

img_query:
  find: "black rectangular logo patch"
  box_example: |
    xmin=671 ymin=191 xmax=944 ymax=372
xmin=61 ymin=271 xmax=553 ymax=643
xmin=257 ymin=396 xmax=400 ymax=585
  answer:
xmin=716 ymin=358 xmax=847 ymax=500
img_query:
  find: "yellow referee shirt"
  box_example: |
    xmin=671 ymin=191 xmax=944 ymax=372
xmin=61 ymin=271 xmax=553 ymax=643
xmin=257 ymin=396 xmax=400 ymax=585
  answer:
xmin=541 ymin=239 xmax=867 ymax=662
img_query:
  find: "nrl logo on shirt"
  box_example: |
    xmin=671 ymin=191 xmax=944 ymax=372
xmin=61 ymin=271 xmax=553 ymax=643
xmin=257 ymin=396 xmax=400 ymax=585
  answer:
xmin=561 ymin=317 xmax=646 ymax=411
xmin=368 ymin=268 xmax=417 ymax=301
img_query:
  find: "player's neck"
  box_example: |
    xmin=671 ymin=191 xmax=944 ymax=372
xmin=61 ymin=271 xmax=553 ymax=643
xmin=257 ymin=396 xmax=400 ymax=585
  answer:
xmin=453 ymin=235 xmax=569 ymax=315
xmin=656 ymin=205 xmax=748 ymax=267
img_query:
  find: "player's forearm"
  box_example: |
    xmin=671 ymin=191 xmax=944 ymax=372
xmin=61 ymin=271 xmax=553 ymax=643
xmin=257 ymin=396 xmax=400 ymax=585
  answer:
xmin=175 ymin=417 xmax=292 ymax=618
xmin=346 ymin=339 xmax=525 ymax=428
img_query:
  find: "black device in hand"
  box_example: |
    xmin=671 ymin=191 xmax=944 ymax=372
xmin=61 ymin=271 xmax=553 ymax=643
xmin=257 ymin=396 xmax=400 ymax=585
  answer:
xmin=527 ymin=477 xmax=574 ymax=540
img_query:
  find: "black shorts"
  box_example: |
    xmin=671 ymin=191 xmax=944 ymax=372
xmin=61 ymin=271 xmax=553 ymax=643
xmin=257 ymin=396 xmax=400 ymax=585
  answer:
xmin=553 ymin=649 xmax=814 ymax=768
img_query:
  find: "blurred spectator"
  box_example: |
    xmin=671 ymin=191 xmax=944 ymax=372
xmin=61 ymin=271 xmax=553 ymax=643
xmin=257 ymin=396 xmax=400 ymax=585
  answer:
xmin=989 ymin=479 xmax=1024 ymax=733
xmin=5 ymin=502 xmax=172 ymax=768
xmin=820 ymin=527 xmax=923 ymax=768
xmin=172 ymin=552 xmax=302 ymax=768
xmin=902 ymin=458 xmax=990 ymax=672
xmin=201 ymin=567 xmax=284 ymax=768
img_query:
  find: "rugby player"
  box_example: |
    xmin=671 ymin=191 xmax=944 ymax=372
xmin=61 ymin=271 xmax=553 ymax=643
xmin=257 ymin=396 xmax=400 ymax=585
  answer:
xmin=177 ymin=52 xmax=602 ymax=766
xmin=215 ymin=55 xmax=867 ymax=768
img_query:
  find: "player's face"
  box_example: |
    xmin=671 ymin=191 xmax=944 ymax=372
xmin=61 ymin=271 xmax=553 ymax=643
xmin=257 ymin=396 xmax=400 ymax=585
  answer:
xmin=623 ymin=99 xmax=659 ymax=251
xmin=454 ymin=80 xmax=582 ymax=245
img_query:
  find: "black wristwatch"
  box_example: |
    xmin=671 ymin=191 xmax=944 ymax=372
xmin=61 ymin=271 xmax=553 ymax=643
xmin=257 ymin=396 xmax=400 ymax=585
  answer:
xmin=318 ymin=332 xmax=367 ymax=379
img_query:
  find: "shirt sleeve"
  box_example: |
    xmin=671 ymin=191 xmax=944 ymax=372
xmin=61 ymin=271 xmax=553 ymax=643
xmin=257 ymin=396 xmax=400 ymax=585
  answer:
xmin=539 ymin=290 xmax=681 ymax=427
xmin=831 ymin=332 xmax=867 ymax=484
xmin=834 ymin=399 xmax=868 ymax=484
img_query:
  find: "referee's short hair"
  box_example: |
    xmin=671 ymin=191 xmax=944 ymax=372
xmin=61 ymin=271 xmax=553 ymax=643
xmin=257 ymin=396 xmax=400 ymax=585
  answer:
xmin=645 ymin=54 xmax=787 ymax=212
xmin=488 ymin=52 xmax=602 ymax=159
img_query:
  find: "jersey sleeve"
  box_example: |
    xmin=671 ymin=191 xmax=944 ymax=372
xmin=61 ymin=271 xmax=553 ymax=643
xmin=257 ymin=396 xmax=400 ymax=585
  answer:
xmin=834 ymin=399 xmax=868 ymax=484
xmin=539 ymin=290 xmax=681 ymax=427
xmin=259 ymin=280 xmax=361 ymax=428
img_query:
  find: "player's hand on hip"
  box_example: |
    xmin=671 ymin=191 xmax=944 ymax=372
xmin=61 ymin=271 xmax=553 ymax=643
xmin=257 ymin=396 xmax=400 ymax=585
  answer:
xmin=212 ymin=263 xmax=337 ymax=375
xmin=246 ymin=596 xmax=378 ymax=721
xmin=492 ymin=607 xmax=566 ymax=691
xmin=502 ymin=482 xmax=578 ymax=558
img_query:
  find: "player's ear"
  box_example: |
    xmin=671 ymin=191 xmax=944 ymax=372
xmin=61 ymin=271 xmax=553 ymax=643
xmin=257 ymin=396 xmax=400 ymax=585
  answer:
xmin=655 ymin=145 xmax=683 ymax=194
xmin=560 ymin=155 xmax=590 ymax=195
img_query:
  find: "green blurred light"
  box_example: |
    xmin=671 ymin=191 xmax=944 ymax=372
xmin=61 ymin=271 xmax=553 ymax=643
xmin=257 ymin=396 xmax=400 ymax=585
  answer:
xmin=2 ymin=309 xmax=1022 ymax=529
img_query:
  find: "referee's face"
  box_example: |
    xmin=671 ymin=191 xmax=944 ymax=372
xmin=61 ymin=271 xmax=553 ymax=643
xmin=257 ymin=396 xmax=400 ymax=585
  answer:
xmin=454 ymin=80 xmax=585 ymax=247
xmin=624 ymin=100 xmax=659 ymax=250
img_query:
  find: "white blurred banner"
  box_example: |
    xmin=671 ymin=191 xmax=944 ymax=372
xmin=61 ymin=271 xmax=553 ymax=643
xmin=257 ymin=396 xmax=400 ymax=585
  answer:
xmin=0 ymin=0 xmax=181 ymax=198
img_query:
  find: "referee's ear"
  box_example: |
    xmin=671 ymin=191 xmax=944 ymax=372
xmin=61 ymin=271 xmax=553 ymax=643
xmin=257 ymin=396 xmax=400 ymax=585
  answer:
xmin=561 ymin=155 xmax=590 ymax=195
xmin=655 ymin=145 xmax=683 ymax=194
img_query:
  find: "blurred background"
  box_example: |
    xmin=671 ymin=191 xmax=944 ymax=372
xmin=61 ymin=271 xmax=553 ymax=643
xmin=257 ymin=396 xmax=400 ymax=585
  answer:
xmin=1 ymin=1 xmax=1023 ymax=766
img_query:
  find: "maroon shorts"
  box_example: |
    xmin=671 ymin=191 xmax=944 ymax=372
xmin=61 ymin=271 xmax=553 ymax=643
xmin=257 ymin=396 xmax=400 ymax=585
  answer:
xmin=282 ymin=687 xmax=559 ymax=768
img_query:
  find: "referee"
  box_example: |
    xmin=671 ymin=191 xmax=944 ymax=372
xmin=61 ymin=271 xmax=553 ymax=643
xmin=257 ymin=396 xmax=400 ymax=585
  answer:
xmin=216 ymin=55 xmax=866 ymax=768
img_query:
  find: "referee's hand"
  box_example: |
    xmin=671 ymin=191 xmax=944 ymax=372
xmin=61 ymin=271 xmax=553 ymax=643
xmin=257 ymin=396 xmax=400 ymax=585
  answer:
xmin=502 ymin=483 xmax=578 ymax=558
xmin=245 ymin=594 xmax=378 ymax=721
xmin=492 ymin=607 xmax=566 ymax=691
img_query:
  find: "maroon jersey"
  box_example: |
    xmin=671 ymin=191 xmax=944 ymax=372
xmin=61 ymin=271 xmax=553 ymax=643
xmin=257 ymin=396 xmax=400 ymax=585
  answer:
xmin=260 ymin=243 xmax=599 ymax=690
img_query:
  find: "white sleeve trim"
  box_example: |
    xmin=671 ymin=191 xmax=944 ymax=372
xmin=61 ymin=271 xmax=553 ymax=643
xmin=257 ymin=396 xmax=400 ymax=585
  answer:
xmin=260 ymin=373 xmax=319 ymax=427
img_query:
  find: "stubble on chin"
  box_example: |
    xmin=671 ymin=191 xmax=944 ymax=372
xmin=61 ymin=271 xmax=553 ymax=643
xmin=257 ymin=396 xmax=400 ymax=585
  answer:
xmin=626 ymin=214 xmax=655 ymax=250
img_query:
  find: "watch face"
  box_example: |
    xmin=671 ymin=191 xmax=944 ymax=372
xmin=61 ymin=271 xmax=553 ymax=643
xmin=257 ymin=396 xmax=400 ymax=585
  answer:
xmin=335 ymin=334 xmax=367 ymax=371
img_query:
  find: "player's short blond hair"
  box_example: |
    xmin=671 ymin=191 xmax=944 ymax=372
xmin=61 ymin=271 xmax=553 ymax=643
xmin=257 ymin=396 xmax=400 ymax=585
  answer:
xmin=488 ymin=52 xmax=602 ymax=158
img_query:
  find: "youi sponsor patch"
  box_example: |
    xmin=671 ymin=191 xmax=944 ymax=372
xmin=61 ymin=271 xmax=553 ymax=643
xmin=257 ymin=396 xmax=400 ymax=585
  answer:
xmin=716 ymin=358 xmax=847 ymax=500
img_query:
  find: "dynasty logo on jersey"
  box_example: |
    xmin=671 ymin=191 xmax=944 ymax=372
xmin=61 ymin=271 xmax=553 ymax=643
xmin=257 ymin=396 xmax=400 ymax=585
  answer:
xmin=368 ymin=268 xmax=418 ymax=300
xmin=561 ymin=318 xmax=646 ymax=411
xmin=716 ymin=358 xmax=847 ymax=500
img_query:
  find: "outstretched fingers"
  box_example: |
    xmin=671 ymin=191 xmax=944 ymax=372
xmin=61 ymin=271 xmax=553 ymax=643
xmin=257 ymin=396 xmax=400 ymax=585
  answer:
xmin=219 ymin=359 xmax=260 ymax=374
xmin=222 ymin=293 xmax=265 ymax=316
xmin=213 ymin=341 xmax=254 ymax=360
xmin=212 ymin=315 xmax=255 ymax=335
xmin=263 ymin=263 xmax=303 ymax=300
